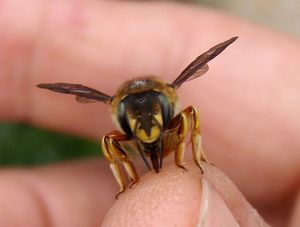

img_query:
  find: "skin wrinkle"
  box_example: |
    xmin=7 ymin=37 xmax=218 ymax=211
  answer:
xmin=0 ymin=170 xmax=51 ymax=227
xmin=21 ymin=172 xmax=54 ymax=227
xmin=26 ymin=169 xmax=89 ymax=227
xmin=197 ymin=178 xmax=209 ymax=227
xmin=0 ymin=161 xmax=117 ymax=226
xmin=19 ymin=159 xmax=116 ymax=227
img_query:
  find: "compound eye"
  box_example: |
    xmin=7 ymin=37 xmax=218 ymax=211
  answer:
xmin=117 ymin=101 xmax=133 ymax=137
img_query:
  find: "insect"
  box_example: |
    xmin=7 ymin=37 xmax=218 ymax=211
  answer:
xmin=37 ymin=37 xmax=237 ymax=198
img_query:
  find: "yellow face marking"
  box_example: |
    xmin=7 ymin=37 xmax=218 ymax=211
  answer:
xmin=127 ymin=116 xmax=137 ymax=133
xmin=136 ymin=126 xmax=161 ymax=143
xmin=153 ymin=112 xmax=163 ymax=126
xmin=127 ymin=111 xmax=163 ymax=143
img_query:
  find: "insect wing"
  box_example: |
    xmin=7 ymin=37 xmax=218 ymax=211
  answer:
xmin=75 ymin=96 xmax=99 ymax=103
xmin=185 ymin=64 xmax=209 ymax=82
xmin=171 ymin=36 xmax=238 ymax=89
xmin=37 ymin=83 xmax=112 ymax=104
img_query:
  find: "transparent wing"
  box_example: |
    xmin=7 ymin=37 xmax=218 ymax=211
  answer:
xmin=37 ymin=83 xmax=112 ymax=104
xmin=75 ymin=96 xmax=99 ymax=103
xmin=171 ymin=36 xmax=238 ymax=89
xmin=185 ymin=64 xmax=209 ymax=82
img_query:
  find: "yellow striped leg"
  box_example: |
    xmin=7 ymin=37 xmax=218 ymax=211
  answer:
xmin=174 ymin=106 xmax=208 ymax=173
xmin=102 ymin=131 xmax=139 ymax=198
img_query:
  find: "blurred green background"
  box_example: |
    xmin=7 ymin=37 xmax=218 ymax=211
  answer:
xmin=0 ymin=123 xmax=99 ymax=166
xmin=1 ymin=0 xmax=299 ymax=167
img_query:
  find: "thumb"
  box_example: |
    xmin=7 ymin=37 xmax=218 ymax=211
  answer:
xmin=102 ymin=161 xmax=270 ymax=227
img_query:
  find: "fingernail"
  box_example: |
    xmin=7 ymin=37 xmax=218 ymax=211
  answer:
xmin=197 ymin=179 xmax=239 ymax=227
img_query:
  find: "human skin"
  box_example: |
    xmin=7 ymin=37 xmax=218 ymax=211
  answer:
xmin=0 ymin=0 xmax=300 ymax=226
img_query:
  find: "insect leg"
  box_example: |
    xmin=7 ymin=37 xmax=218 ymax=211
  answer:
xmin=183 ymin=106 xmax=208 ymax=173
xmin=174 ymin=113 xmax=189 ymax=171
xmin=102 ymin=131 xmax=139 ymax=198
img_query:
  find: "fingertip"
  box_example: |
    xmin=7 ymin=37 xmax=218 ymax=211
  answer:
xmin=102 ymin=162 xmax=269 ymax=227
xmin=102 ymin=162 xmax=203 ymax=227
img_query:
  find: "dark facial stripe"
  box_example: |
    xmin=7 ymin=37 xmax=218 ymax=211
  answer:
xmin=117 ymin=102 xmax=133 ymax=137
xmin=157 ymin=93 xmax=172 ymax=129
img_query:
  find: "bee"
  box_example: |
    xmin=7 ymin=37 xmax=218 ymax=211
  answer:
xmin=37 ymin=37 xmax=237 ymax=198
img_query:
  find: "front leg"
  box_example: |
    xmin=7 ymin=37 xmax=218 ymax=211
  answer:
xmin=170 ymin=106 xmax=208 ymax=173
xmin=101 ymin=131 xmax=139 ymax=198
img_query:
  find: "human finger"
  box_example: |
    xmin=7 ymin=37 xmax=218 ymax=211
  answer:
xmin=0 ymin=159 xmax=116 ymax=227
xmin=102 ymin=161 xmax=270 ymax=227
